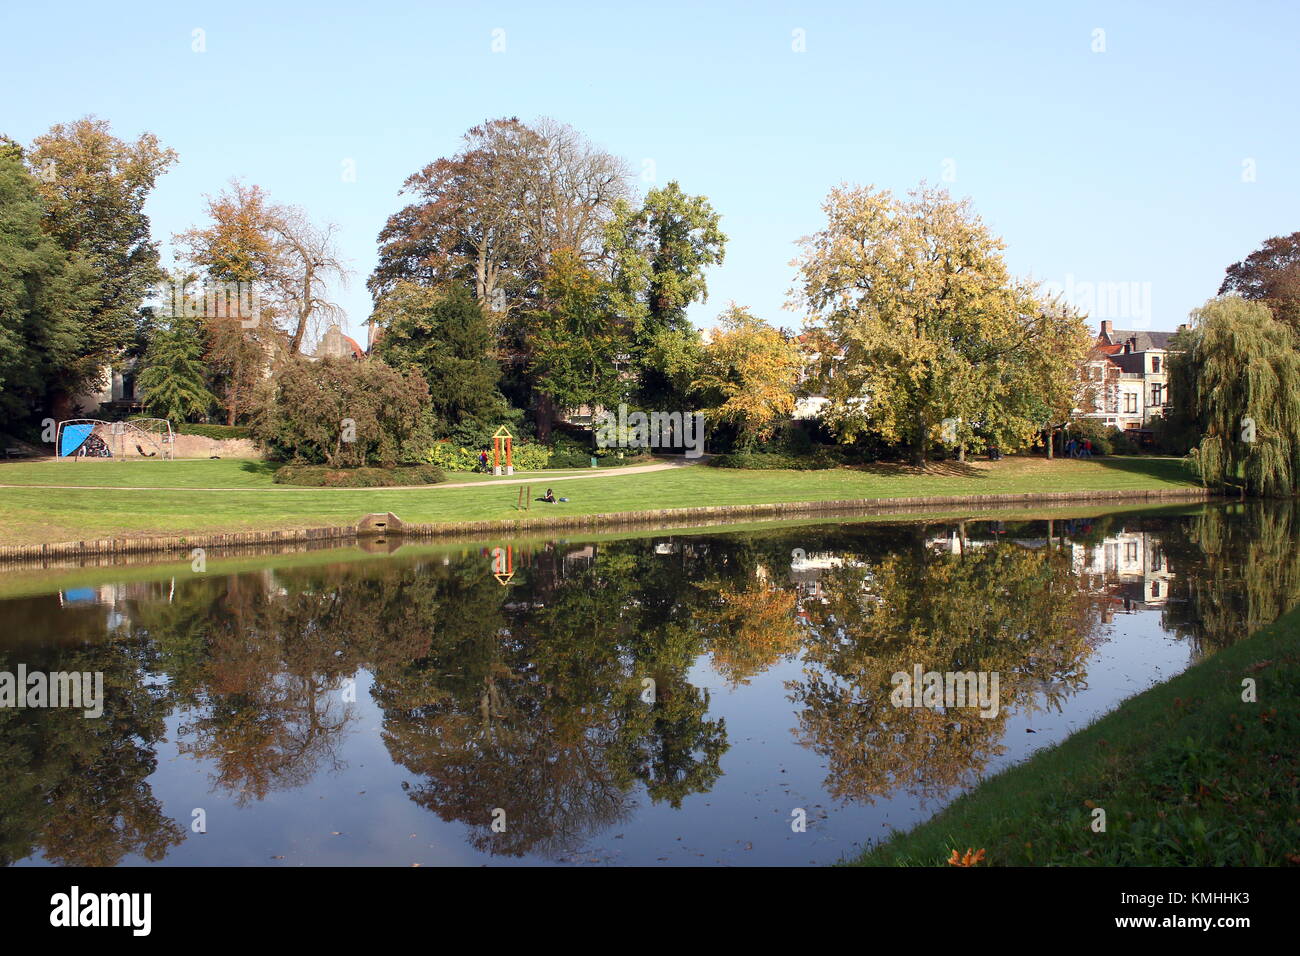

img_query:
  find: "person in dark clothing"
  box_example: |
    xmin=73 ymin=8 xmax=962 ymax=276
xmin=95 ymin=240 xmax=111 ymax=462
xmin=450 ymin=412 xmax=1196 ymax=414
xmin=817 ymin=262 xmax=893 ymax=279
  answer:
xmin=543 ymin=488 xmax=556 ymax=503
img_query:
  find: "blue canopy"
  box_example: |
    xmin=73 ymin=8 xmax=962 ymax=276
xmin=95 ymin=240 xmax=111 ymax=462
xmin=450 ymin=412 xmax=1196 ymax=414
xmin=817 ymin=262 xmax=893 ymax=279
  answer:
xmin=59 ymin=423 xmax=94 ymax=457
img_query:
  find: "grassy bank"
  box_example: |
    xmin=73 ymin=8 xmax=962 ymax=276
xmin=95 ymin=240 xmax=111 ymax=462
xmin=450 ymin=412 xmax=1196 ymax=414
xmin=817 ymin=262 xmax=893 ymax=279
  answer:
xmin=852 ymin=605 xmax=1300 ymax=866
xmin=0 ymin=455 xmax=1201 ymax=548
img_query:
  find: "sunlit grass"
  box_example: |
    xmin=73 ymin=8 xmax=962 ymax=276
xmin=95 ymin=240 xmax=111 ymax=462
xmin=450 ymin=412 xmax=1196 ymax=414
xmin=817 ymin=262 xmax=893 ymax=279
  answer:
xmin=851 ymin=605 xmax=1300 ymax=866
xmin=0 ymin=455 xmax=1201 ymax=547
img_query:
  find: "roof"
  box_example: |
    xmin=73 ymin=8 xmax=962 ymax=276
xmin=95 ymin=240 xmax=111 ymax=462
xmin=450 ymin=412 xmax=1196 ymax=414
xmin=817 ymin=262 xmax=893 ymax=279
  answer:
xmin=1104 ymin=329 xmax=1176 ymax=351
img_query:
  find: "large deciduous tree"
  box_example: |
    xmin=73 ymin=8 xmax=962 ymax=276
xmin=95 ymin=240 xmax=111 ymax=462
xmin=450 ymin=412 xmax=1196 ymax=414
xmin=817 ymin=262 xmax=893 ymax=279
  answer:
xmin=0 ymin=145 xmax=93 ymax=427
xmin=176 ymin=179 xmax=349 ymax=356
xmin=370 ymin=118 xmax=629 ymax=320
xmin=606 ymin=182 xmax=726 ymax=406
xmin=24 ymin=117 xmax=177 ymax=415
xmin=693 ymin=305 xmax=800 ymax=448
xmin=1220 ymin=232 xmax=1300 ymax=331
xmin=1175 ymin=295 xmax=1300 ymax=497
xmin=792 ymin=183 xmax=1088 ymax=464
xmin=524 ymin=250 xmax=633 ymax=425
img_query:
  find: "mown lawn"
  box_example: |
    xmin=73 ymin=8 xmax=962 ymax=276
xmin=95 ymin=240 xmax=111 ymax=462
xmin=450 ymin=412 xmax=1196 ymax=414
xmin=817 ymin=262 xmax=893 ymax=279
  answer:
xmin=851 ymin=604 xmax=1300 ymax=866
xmin=0 ymin=455 xmax=1201 ymax=547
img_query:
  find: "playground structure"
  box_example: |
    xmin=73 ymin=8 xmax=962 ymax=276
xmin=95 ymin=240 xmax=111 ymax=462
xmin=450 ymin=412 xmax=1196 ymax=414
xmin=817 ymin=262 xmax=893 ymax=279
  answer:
xmin=56 ymin=418 xmax=175 ymax=461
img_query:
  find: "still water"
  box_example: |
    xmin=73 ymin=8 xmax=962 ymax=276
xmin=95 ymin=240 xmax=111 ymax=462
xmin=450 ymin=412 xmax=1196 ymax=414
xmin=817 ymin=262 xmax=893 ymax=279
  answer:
xmin=3 ymin=501 xmax=1295 ymax=866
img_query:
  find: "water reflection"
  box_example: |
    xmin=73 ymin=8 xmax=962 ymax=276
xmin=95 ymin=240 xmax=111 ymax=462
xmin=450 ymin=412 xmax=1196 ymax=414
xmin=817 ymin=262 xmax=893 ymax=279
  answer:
xmin=2 ymin=501 xmax=1296 ymax=865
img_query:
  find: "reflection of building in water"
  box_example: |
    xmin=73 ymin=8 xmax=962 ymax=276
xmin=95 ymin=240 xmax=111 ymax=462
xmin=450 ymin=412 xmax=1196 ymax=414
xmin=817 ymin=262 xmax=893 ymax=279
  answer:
xmin=1070 ymin=531 xmax=1172 ymax=613
xmin=926 ymin=525 xmax=1173 ymax=615
xmin=788 ymin=551 xmax=871 ymax=623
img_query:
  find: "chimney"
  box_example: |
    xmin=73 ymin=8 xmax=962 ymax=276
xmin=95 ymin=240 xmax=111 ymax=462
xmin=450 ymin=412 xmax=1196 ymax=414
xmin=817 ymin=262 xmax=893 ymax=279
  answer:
xmin=1100 ymin=320 xmax=1113 ymax=340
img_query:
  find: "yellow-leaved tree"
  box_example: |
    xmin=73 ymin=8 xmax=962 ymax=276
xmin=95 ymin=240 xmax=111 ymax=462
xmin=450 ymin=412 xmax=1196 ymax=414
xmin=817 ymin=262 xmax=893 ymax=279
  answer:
xmin=693 ymin=304 xmax=802 ymax=449
xmin=791 ymin=183 xmax=1089 ymax=464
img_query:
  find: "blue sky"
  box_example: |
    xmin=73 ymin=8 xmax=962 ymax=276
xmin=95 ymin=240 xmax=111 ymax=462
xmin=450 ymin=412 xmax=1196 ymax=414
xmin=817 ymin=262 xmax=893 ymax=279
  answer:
xmin=3 ymin=1 xmax=1297 ymax=346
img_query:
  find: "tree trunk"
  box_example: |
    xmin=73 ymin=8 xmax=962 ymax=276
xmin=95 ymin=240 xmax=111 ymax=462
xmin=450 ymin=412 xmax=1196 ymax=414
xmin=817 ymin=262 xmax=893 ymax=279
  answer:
xmin=535 ymin=392 xmax=555 ymax=441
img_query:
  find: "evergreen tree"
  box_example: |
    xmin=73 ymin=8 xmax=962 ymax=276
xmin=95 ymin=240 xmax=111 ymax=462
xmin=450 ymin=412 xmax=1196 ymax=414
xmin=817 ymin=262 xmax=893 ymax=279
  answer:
xmin=370 ymin=283 xmax=511 ymax=441
xmin=136 ymin=320 xmax=216 ymax=423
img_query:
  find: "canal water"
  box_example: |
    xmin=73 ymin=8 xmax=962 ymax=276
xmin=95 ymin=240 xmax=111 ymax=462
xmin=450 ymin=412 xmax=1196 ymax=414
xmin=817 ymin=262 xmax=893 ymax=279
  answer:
xmin=2 ymin=500 xmax=1295 ymax=866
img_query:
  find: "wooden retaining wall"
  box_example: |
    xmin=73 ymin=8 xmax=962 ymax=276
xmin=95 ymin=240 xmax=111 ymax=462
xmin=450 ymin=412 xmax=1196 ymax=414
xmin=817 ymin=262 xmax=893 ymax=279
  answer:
xmin=0 ymin=486 xmax=1213 ymax=566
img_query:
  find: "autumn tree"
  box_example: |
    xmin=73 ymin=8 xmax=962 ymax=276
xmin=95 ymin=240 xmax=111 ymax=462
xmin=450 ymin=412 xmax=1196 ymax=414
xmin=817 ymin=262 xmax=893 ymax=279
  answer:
xmin=1220 ymin=232 xmax=1300 ymax=331
xmin=693 ymin=304 xmax=801 ymax=448
xmin=24 ymin=117 xmax=177 ymax=414
xmin=792 ymin=183 xmax=1088 ymax=464
xmin=370 ymin=118 xmax=629 ymax=319
xmin=176 ymin=179 xmax=349 ymax=356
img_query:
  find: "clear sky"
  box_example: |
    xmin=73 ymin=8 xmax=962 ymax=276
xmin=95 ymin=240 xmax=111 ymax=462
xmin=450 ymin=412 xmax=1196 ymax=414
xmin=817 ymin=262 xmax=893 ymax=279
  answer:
xmin=3 ymin=1 xmax=1297 ymax=347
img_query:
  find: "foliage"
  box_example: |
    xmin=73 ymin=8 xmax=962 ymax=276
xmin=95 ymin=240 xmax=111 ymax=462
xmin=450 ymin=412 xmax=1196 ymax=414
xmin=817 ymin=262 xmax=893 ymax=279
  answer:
xmin=370 ymin=117 xmax=629 ymax=318
xmin=135 ymin=318 xmax=217 ymax=423
xmin=525 ymin=250 xmax=632 ymax=414
xmin=693 ymin=304 xmax=801 ymax=448
xmin=249 ymin=356 xmax=434 ymax=467
xmin=792 ymin=183 xmax=1090 ymax=463
xmin=511 ymin=442 xmax=552 ymax=470
xmin=425 ymin=441 xmax=483 ymax=472
xmin=272 ymin=463 xmax=445 ymax=487
xmin=0 ymin=149 xmax=92 ymax=424
xmin=1065 ymin=418 xmax=1116 ymax=455
xmin=176 ymin=179 xmax=348 ymax=355
xmin=606 ymin=182 xmax=726 ymax=406
xmin=26 ymin=117 xmax=177 ymax=400
xmin=371 ymin=283 xmax=512 ymax=435
xmin=708 ymin=450 xmax=838 ymax=470
xmin=1176 ymin=295 xmax=1300 ymax=496
xmin=1220 ymin=231 xmax=1300 ymax=330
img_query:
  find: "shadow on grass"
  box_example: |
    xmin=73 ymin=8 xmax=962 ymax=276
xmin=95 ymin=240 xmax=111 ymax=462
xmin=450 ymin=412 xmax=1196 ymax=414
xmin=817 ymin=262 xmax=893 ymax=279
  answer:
xmin=238 ymin=460 xmax=283 ymax=479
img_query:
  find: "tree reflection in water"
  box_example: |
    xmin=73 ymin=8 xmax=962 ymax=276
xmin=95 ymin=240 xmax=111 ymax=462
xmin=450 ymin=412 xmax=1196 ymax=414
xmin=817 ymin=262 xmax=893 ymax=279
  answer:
xmin=4 ymin=502 xmax=1300 ymax=863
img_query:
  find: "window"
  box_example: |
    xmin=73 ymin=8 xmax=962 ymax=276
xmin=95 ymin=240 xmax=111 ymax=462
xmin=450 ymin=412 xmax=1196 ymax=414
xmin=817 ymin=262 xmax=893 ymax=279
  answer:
xmin=1152 ymin=356 xmax=1161 ymax=373
xmin=1124 ymin=393 xmax=1138 ymax=414
xmin=1151 ymin=384 xmax=1164 ymax=406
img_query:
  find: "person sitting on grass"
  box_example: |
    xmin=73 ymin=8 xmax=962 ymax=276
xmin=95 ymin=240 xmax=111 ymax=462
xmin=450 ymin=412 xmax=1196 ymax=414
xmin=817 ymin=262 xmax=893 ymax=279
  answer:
xmin=540 ymin=488 xmax=556 ymax=503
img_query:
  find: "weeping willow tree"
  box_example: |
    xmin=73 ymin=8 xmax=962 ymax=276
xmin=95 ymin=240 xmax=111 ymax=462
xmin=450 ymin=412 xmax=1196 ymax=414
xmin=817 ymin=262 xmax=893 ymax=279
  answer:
xmin=1174 ymin=295 xmax=1300 ymax=496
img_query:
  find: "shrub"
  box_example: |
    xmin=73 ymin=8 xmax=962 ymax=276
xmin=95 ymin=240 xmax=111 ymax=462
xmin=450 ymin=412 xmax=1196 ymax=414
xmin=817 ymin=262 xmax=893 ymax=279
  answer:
xmin=272 ymin=463 xmax=445 ymax=487
xmin=425 ymin=441 xmax=481 ymax=472
xmin=249 ymin=357 xmax=434 ymax=466
xmin=708 ymin=450 xmax=837 ymax=470
xmin=1065 ymin=419 xmax=1115 ymax=456
xmin=176 ymin=423 xmax=251 ymax=440
xmin=512 ymin=442 xmax=552 ymax=470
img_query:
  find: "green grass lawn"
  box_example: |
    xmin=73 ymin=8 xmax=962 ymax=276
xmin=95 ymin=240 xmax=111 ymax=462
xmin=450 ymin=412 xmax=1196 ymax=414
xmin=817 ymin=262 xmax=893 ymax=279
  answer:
xmin=852 ymin=605 xmax=1300 ymax=867
xmin=0 ymin=455 xmax=1202 ymax=547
